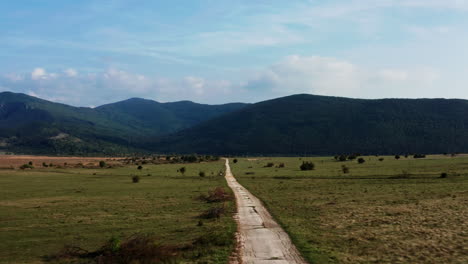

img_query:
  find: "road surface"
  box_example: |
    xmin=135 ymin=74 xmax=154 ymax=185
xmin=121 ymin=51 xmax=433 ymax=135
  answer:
xmin=225 ymin=159 xmax=307 ymax=264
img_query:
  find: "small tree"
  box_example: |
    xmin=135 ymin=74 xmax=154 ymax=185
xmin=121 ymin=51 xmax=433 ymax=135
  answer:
xmin=137 ymin=165 xmax=143 ymax=170
xmin=99 ymin=161 xmax=106 ymax=168
xmin=42 ymin=162 xmax=48 ymax=167
xmin=342 ymin=165 xmax=350 ymax=174
xmin=300 ymin=161 xmax=315 ymax=171
xmin=233 ymin=159 xmax=238 ymax=164
xmin=199 ymin=171 xmax=206 ymax=177
xmin=357 ymin=158 xmax=365 ymax=164
xmin=28 ymin=161 xmax=33 ymax=166
xmin=179 ymin=167 xmax=186 ymax=175
xmin=395 ymin=155 xmax=400 ymax=160
xmin=338 ymin=155 xmax=347 ymax=162
xmin=132 ymin=175 xmax=140 ymax=183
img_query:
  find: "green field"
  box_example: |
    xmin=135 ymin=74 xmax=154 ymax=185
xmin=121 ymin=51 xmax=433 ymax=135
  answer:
xmin=0 ymin=160 xmax=236 ymax=263
xmin=230 ymin=155 xmax=467 ymax=264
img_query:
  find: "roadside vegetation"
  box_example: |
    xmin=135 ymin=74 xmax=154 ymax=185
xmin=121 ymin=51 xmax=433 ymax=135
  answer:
xmin=0 ymin=157 xmax=236 ymax=264
xmin=230 ymin=155 xmax=468 ymax=264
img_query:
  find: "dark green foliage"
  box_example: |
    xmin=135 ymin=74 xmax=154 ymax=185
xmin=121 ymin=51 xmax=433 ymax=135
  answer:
xmin=233 ymin=159 xmax=238 ymax=163
xmin=414 ymin=154 xmax=426 ymax=159
xmin=300 ymin=161 xmax=315 ymax=171
xmin=19 ymin=164 xmax=34 ymax=170
xmin=42 ymin=162 xmax=48 ymax=167
xmin=152 ymin=94 xmax=468 ymax=155
xmin=199 ymin=171 xmax=206 ymax=177
xmin=395 ymin=155 xmax=401 ymax=160
xmin=179 ymin=167 xmax=186 ymax=175
xmin=337 ymin=155 xmax=347 ymax=162
xmin=357 ymin=158 xmax=365 ymax=164
xmin=0 ymin=92 xmax=246 ymax=155
xmin=199 ymin=206 xmax=226 ymax=219
xmin=99 ymin=161 xmax=106 ymax=168
xmin=342 ymin=165 xmax=350 ymax=174
xmin=278 ymin=163 xmax=285 ymax=168
xmin=440 ymin=172 xmax=448 ymax=178
xmin=137 ymin=165 xmax=143 ymax=170
xmin=379 ymin=158 xmax=385 ymax=162
xmin=132 ymin=175 xmax=140 ymax=183
xmin=264 ymin=162 xmax=274 ymax=168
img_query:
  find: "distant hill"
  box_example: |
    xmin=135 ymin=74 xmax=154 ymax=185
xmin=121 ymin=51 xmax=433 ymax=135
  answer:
xmin=0 ymin=92 xmax=247 ymax=155
xmin=150 ymin=94 xmax=468 ymax=155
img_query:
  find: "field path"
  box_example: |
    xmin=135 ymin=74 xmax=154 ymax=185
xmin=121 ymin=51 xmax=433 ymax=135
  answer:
xmin=225 ymin=159 xmax=307 ymax=264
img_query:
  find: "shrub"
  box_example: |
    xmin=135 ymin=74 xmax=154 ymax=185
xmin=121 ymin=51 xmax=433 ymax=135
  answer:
xmin=137 ymin=165 xmax=143 ymax=170
xmin=42 ymin=162 xmax=48 ymax=167
xmin=28 ymin=161 xmax=33 ymax=166
xmin=300 ymin=161 xmax=315 ymax=171
xmin=414 ymin=154 xmax=426 ymax=159
xmin=132 ymin=175 xmax=140 ymax=183
xmin=199 ymin=206 xmax=226 ymax=219
xmin=395 ymin=155 xmax=401 ymax=160
xmin=357 ymin=158 xmax=365 ymax=164
xmin=278 ymin=163 xmax=285 ymax=168
xmin=179 ymin=167 xmax=186 ymax=175
xmin=440 ymin=172 xmax=448 ymax=178
xmin=342 ymin=165 xmax=350 ymax=174
xmin=264 ymin=162 xmax=274 ymax=167
xmin=199 ymin=187 xmax=232 ymax=203
xmin=99 ymin=161 xmax=106 ymax=168
xmin=199 ymin=171 xmax=206 ymax=177
xmin=338 ymin=155 xmax=347 ymax=162
xmin=20 ymin=164 xmax=34 ymax=170
xmin=379 ymin=158 xmax=385 ymax=162
xmin=233 ymin=159 xmax=238 ymax=164
xmin=347 ymin=155 xmax=357 ymax=160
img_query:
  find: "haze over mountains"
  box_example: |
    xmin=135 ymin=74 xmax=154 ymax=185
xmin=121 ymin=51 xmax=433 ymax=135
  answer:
xmin=1 ymin=91 xmax=468 ymax=155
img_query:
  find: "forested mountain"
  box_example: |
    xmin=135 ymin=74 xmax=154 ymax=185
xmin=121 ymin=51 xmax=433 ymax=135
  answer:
xmin=2 ymin=91 xmax=468 ymax=155
xmin=150 ymin=94 xmax=468 ymax=155
xmin=0 ymin=92 xmax=246 ymax=154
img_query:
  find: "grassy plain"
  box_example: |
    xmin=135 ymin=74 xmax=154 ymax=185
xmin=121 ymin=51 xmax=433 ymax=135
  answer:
xmin=0 ymin=158 xmax=236 ymax=263
xmin=230 ymin=155 xmax=467 ymax=264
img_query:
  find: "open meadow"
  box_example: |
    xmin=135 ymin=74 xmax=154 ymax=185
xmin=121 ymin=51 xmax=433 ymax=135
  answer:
xmin=230 ymin=155 xmax=467 ymax=264
xmin=0 ymin=156 xmax=236 ymax=264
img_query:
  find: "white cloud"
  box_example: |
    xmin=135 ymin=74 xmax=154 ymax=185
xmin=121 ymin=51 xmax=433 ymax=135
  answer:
xmin=31 ymin=68 xmax=47 ymax=80
xmin=64 ymin=68 xmax=78 ymax=77
xmin=242 ymin=55 xmax=445 ymax=99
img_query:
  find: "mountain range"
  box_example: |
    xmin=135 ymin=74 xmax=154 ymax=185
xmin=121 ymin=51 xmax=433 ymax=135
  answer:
xmin=1 ymin=91 xmax=468 ymax=155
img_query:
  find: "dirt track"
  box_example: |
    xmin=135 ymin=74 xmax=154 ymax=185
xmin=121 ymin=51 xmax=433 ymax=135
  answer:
xmin=225 ymin=159 xmax=307 ymax=264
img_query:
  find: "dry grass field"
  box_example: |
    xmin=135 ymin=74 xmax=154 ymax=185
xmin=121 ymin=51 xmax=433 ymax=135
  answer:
xmin=230 ymin=155 xmax=468 ymax=264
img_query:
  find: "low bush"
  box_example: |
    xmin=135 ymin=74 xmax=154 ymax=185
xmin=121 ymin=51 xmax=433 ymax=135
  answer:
xmin=300 ymin=161 xmax=315 ymax=171
xmin=99 ymin=161 xmax=106 ymax=168
xmin=47 ymin=234 xmax=178 ymax=264
xmin=342 ymin=165 xmax=350 ymax=174
xmin=357 ymin=158 xmax=365 ymax=164
xmin=199 ymin=206 xmax=226 ymax=219
xmin=264 ymin=162 xmax=274 ymax=168
xmin=199 ymin=187 xmax=232 ymax=203
xmin=132 ymin=175 xmax=140 ymax=183
xmin=233 ymin=159 xmax=238 ymax=164
xmin=20 ymin=164 xmax=34 ymax=170
xmin=278 ymin=163 xmax=285 ymax=168
xmin=198 ymin=171 xmax=206 ymax=177
xmin=440 ymin=172 xmax=448 ymax=178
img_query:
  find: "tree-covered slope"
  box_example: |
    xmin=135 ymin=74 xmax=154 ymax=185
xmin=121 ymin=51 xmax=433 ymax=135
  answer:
xmin=0 ymin=92 xmax=247 ymax=154
xmin=151 ymin=94 xmax=468 ymax=155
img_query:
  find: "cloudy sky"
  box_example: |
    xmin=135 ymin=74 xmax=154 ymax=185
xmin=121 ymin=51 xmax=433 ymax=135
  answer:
xmin=1 ymin=0 xmax=468 ymax=106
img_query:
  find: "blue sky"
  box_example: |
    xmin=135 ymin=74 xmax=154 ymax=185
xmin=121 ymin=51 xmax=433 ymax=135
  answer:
xmin=1 ymin=0 xmax=468 ymax=106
